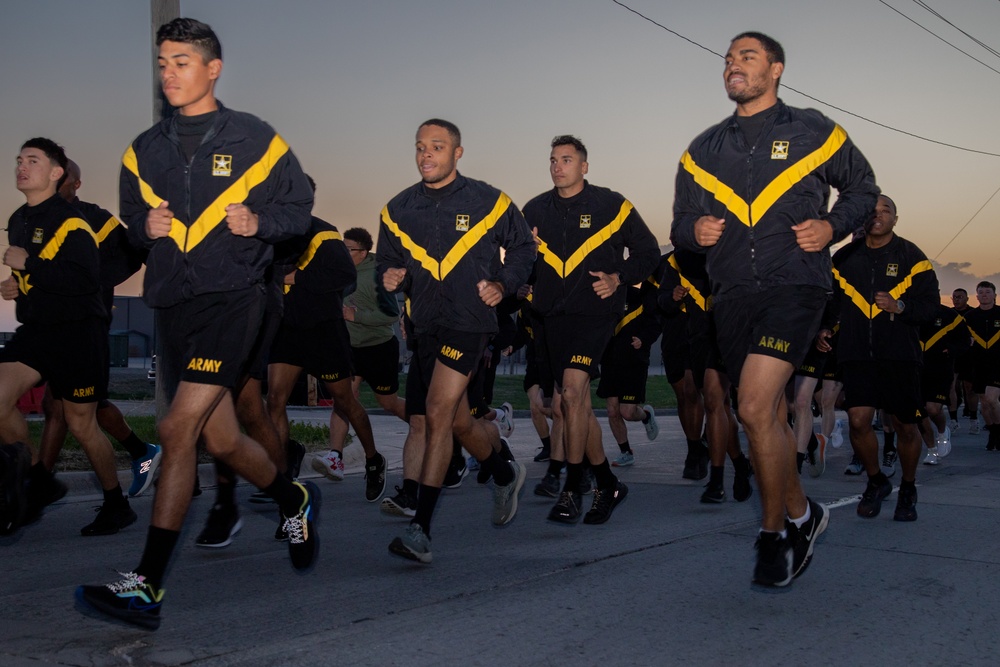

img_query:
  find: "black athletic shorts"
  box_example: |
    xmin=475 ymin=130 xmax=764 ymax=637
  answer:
xmin=596 ymin=340 xmax=648 ymax=404
xmin=245 ymin=281 xmax=283 ymax=381
xmin=0 ymin=317 xmax=108 ymax=403
xmin=405 ymin=327 xmax=489 ymax=417
xmin=969 ymin=350 xmax=1000 ymax=394
xmin=535 ymin=314 xmax=615 ymax=386
xmin=352 ymin=336 xmax=401 ymax=395
xmin=270 ymin=317 xmax=354 ymax=384
xmin=159 ymin=286 xmax=264 ymax=391
xmin=841 ymin=360 xmax=925 ymax=423
xmin=687 ymin=311 xmax=726 ymax=390
xmin=660 ymin=313 xmax=691 ymax=385
xmin=712 ymin=285 xmax=827 ymax=386
xmin=921 ymin=354 xmax=953 ymax=405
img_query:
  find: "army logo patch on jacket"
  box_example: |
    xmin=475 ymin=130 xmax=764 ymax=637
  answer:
xmin=31 ymin=228 xmax=44 ymax=244
xmin=580 ymin=215 xmax=591 ymax=229
xmin=887 ymin=263 xmax=898 ymax=277
xmin=455 ymin=215 xmax=470 ymax=231
xmin=212 ymin=154 xmax=233 ymax=177
xmin=771 ymin=141 xmax=789 ymax=160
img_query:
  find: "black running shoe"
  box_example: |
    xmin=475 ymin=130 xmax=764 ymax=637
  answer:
xmin=547 ymin=490 xmax=582 ymax=524
xmin=534 ymin=472 xmax=560 ymax=498
xmin=583 ymin=480 xmax=628 ymax=524
xmin=196 ymin=503 xmax=242 ymax=548
xmin=788 ymin=498 xmax=829 ymax=578
xmin=80 ymin=500 xmax=137 ymax=536
xmin=857 ymin=476 xmax=893 ymax=518
xmin=443 ymin=455 xmax=468 ymax=489
xmin=700 ymin=481 xmax=725 ymax=504
xmin=733 ymin=457 xmax=753 ymax=502
xmin=380 ymin=485 xmax=417 ymax=518
xmin=533 ymin=445 xmax=551 ymax=463
xmin=283 ymin=481 xmax=320 ymax=570
xmin=23 ymin=465 xmax=68 ymax=526
xmin=76 ymin=571 xmax=163 ymax=630
xmin=365 ymin=452 xmax=388 ymax=502
xmin=0 ymin=442 xmax=30 ymax=535
xmin=753 ymin=531 xmax=793 ymax=587
xmin=893 ymin=485 xmax=918 ymax=522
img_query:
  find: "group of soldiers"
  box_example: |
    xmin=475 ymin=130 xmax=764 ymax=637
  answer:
xmin=0 ymin=18 xmax=995 ymax=632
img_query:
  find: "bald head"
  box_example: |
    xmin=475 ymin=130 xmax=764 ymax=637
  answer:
xmin=58 ymin=159 xmax=82 ymax=201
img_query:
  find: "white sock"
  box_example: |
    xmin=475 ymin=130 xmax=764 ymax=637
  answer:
xmin=789 ymin=503 xmax=812 ymax=529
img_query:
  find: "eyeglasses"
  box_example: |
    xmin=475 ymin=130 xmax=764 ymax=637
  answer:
xmin=346 ymin=247 xmax=366 ymax=253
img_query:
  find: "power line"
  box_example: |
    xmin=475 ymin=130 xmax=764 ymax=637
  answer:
xmin=877 ymin=0 xmax=1000 ymax=76
xmin=609 ymin=0 xmax=1000 ymax=158
xmin=910 ymin=0 xmax=1000 ymax=61
xmin=933 ymin=181 xmax=1000 ymax=261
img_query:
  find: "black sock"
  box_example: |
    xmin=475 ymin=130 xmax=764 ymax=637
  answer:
xmin=215 ymin=479 xmax=236 ymax=507
xmin=796 ymin=451 xmax=806 ymax=473
xmin=102 ymin=484 xmax=127 ymax=507
xmin=402 ymin=478 xmax=419 ymax=498
xmin=540 ymin=436 xmax=551 ymax=450
xmin=136 ymin=525 xmax=179 ymax=589
xmin=121 ymin=432 xmax=148 ymax=460
xmin=734 ymin=454 xmax=751 ymax=474
xmin=564 ymin=462 xmax=583 ymax=493
xmin=686 ymin=439 xmax=702 ymax=455
xmin=592 ymin=459 xmax=615 ymax=490
xmin=641 ymin=411 xmax=650 ymax=424
xmin=710 ymin=465 xmax=723 ymax=486
xmin=899 ymin=478 xmax=916 ymax=493
xmin=618 ymin=440 xmax=631 ymax=455
xmin=489 ymin=451 xmax=514 ymax=486
xmin=413 ymin=484 xmax=441 ymax=537
xmin=970 ymin=409 xmax=978 ymax=420
xmin=546 ymin=459 xmax=563 ymax=477
xmin=883 ymin=432 xmax=896 ymax=452
xmin=28 ymin=461 xmax=52 ymax=483
xmin=807 ymin=431 xmax=819 ymax=453
xmin=263 ymin=473 xmax=306 ymax=517
xmin=948 ymin=410 xmax=958 ymax=421
xmin=870 ymin=471 xmax=889 ymax=486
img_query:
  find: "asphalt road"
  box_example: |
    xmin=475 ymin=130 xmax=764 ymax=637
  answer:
xmin=1 ymin=410 xmax=997 ymax=666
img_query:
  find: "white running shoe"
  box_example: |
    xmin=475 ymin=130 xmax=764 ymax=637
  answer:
xmin=311 ymin=450 xmax=345 ymax=481
xmin=642 ymin=405 xmax=659 ymax=441
xmin=936 ymin=426 xmax=952 ymax=458
xmin=949 ymin=419 xmax=960 ymax=434
xmin=830 ymin=420 xmax=844 ymax=449
xmin=970 ymin=420 xmax=981 ymax=435
xmin=922 ymin=447 xmax=940 ymax=466
xmin=496 ymin=402 xmax=514 ymax=438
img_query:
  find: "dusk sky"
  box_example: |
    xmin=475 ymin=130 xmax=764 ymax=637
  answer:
xmin=2 ymin=0 xmax=998 ymax=330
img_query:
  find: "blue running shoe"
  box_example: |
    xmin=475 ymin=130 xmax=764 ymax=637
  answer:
xmin=76 ymin=571 xmax=164 ymax=630
xmin=128 ymin=444 xmax=162 ymax=497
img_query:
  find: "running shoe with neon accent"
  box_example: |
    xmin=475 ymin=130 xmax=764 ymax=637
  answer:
xmin=128 ymin=444 xmax=161 ymax=497
xmin=76 ymin=571 xmax=164 ymax=630
xmin=283 ymin=481 xmax=320 ymax=570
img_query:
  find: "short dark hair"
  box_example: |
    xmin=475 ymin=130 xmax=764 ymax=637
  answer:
xmin=156 ymin=18 xmax=222 ymax=63
xmin=953 ymin=288 xmax=968 ymax=296
xmin=878 ymin=194 xmax=897 ymax=215
xmin=551 ymin=135 xmax=588 ymax=162
xmin=976 ymin=281 xmax=996 ymax=292
xmin=731 ymin=31 xmax=785 ymax=65
xmin=21 ymin=137 xmax=69 ymax=190
xmin=344 ymin=227 xmax=373 ymax=252
xmin=418 ymin=119 xmax=461 ymax=147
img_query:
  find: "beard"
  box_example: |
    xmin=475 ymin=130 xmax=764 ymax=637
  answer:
xmin=726 ymin=76 xmax=770 ymax=105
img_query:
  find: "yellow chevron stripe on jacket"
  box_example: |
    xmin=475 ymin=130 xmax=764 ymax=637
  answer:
xmin=921 ymin=313 xmax=964 ymax=352
xmin=833 ymin=260 xmax=934 ymax=319
xmin=969 ymin=326 xmax=1000 ymax=350
xmin=123 ymin=134 xmax=290 ymax=253
xmin=13 ymin=218 xmax=97 ymax=294
xmin=681 ymin=125 xmax=847 ymax=227
xmin=667 ymin=254 xmax=706 ymax=311
xmin=296 ymin=231 xmax=342 ymax=271
xmin=615 ymin=305 xmax=643 ymax=335
xmin=380 ymin=193 xmax=511 ymax=280
xmin=93 ymin=216 xmax=121 ymax=245
xmin=536 ymin=201 xmax=633 ymax=278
